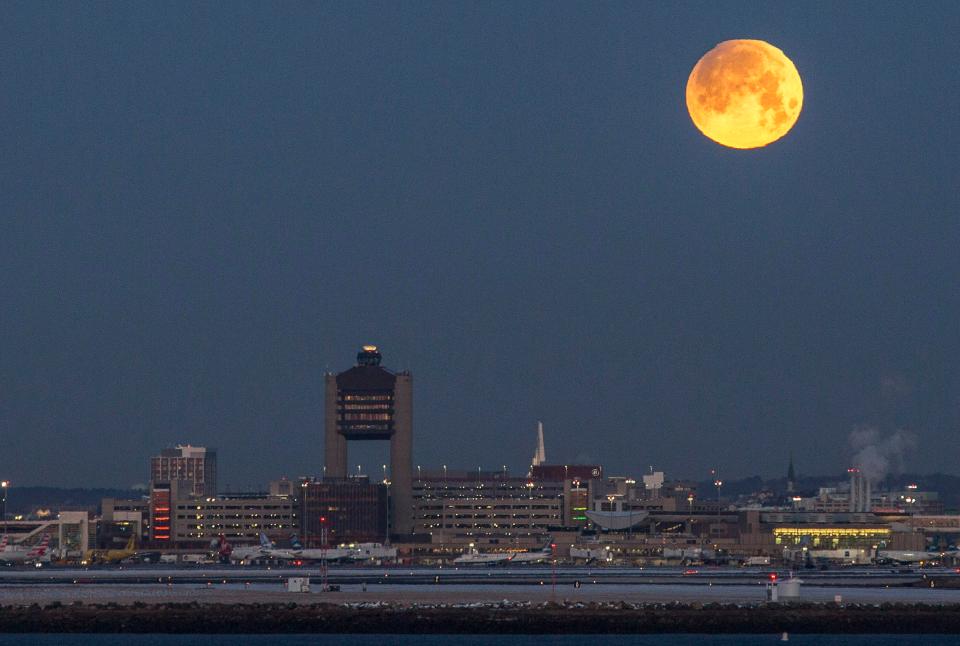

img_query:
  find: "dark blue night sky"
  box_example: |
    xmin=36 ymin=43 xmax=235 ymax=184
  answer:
xmin=1 ymin=2 xmax=958 ymax=488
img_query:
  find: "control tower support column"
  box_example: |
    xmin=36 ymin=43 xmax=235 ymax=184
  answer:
xmin=390 ymin=373 xmax=414 ymax=535
xmin=324 ymin=373 xmax=348 ymax=478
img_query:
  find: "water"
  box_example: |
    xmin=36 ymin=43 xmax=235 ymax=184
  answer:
xmin=0 ymin=636 xmax=957 ymax=646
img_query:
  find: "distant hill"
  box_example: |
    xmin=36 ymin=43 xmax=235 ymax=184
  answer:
xmin=2 ymin=487 xmax=145 ymax=516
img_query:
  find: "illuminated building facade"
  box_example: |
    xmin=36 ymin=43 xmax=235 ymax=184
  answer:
xmin=412 ymin=471 xmax=563 ymax=544
xmin=528 ymin=465 xmax=603 ymax=527
xmin=149 ymin=483 xmax=173 ymax=544
xmin=171 ymin=494 xmax=297 ymax=547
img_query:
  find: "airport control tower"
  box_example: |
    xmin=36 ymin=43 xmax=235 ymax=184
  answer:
xmin=324 ymin=346 xmax=413 ymax=535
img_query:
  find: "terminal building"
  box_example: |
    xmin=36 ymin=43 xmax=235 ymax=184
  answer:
xmin=411 ymin=470 xmax=570 ymax=545
xmin=170 ymin=493 xmax=297 ymax=547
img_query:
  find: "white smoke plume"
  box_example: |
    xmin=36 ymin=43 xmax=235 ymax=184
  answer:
xmin=849 ymin=426 xmax=917 ymax=482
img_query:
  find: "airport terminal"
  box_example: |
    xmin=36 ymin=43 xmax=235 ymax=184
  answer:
xmin=1 ymin=347 xmax=957 ymax=570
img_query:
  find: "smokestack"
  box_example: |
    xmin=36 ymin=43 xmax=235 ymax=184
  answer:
xmin=848 ymin=467 xmax=872 ymax=513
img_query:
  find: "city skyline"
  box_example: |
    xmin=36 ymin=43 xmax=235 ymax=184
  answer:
xmin=1 ymin=3 xmax=958 ymax=487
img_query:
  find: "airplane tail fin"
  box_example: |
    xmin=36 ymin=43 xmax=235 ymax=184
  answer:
xmin=28 ymin=534 xmax=50 ymax=558
xmin=290 ymin=533 xmax=303 ymax=550
xmin=0 ymin=535 xmax=7 ymax=552
xmin=259 ymin=532 xmax=271 ymax=548
xmin=125 ymin=535 xmax=136 ymax=551
xmin=217 ymin=534 xmax=232 ymax=557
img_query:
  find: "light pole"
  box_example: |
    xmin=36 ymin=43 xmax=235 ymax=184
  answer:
xmin=551 ymin=542 xmax=557 ymax=601
xmin=320 ymin=515 xmax=328 ymax=592
xmin=714 ymin=475 xmax=723 ymax=517
xmin=0 ymin=481 xmax=8 ymax=537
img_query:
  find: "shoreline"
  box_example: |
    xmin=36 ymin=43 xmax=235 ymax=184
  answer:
xmin=2 ymin=601 xmax=960 ymax=634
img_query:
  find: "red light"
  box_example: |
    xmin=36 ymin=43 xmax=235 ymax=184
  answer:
xmin=320 ymin=516 xmax=326 ymax=523
xmin=550 ymin=544 xmax=556 ymax=549
xmin=769 ymin=573 xmax=777 ymax=582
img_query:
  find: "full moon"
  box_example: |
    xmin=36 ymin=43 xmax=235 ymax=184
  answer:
xmin=686 ymin=39 xmax=803 ymax=149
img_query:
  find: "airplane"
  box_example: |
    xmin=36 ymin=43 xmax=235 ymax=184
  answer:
xmin=0 ymin=534 xmax=52 ymax=565
xmin=452 ymin=546 xmax=511 ymax=566
xmin=874 ymin=548 xmax=959 ymax=565
xmin=270 ymin=534 xmax=352 ymax=562
xmin=84 ymin=535 xmax=138 ymax=564
xmin=219 ymin=533 xmax=273 ymax=564
xmin=509 ymin=541 xmax=554 ymax=564
xmin=345 ymin=543 xmax=398 ymax=562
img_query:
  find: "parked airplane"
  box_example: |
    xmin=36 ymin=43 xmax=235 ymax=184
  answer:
xmin=279 ymin=534 xmax=352 ymax=562
xmin=509 ymin=542 xmax=554 ymax=564
xmin=218 ymin=533 xmax=273 ymax=564
xmin=84 ymin=535 xmax=137 ymax=564
xmin=346 ymin=543 xmax=398 ymax=562
xmin=874 ymin=549 xmax=959 ymax=565
xmin=452 ymin=546 xmax=511 ymax=566
xmin=0 ymin=534 xmax=51 ymax=564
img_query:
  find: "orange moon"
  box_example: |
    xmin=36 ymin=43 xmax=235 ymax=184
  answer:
xmin=686 ymin=39 xmax=803 ymax=149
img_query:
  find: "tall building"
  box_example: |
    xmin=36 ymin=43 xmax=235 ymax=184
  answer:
xmin=150 ymin=445 xmax=217 ymax=497
xmin=299 ymin=477 xmax=389 ymax=546
xmin=325 ymin=346 xmax=413 ymax=535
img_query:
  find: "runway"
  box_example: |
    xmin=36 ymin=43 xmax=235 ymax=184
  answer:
xmin=1 ymin=565 xmax=959 ymax=606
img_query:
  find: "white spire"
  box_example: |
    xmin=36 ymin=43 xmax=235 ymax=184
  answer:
xmin=531 ymin=421 xmax=546 ymax=469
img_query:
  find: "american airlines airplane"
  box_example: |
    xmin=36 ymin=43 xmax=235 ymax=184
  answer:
xmin=0 ymin=534 xmax=51 ymax=564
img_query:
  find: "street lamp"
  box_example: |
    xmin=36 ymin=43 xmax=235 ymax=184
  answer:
xmin=0 ymin=481 xmax=8 ymax=535
xmin=714 ymin=476 xmax=723 ymax=516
